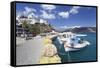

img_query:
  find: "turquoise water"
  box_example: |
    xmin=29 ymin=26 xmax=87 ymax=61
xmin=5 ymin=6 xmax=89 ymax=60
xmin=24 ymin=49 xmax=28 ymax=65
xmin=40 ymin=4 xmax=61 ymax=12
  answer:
xmin=52 ymin=33 xmax=97 ymax=63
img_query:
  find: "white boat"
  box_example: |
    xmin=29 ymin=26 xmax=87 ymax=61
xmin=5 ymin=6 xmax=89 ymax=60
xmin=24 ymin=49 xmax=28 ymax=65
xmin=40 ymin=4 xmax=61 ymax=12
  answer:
xmin=64 ymin=41 xmax=90 ymax=51
xmin=75 ymin=34 xmax=87 ymax=37
xmin=57 ymin=32 xmax=90 ymax=52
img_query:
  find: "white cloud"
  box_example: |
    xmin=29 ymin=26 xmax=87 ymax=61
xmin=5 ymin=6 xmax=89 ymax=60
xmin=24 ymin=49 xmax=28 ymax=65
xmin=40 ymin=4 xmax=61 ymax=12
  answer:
xmin=16 ymin=11 xmax=22 ymax=20
xmin=28 ymin=13 xmax=38 ymax=18
xmin=17 ymin=7 xmax=38 ymax=19
xmin=69 ymin=6 xmax=80 ymax=14
xmin=17 ymin=8 xmax=36 ymax=20
xmin=40 ymin=10 xmax=55 ymax=19
xmin=58 ymin=6 xmax=80 ymax=19
xmin=24 ymin=7 xmax=36 ymax=13
xmin=71 ymin=26 xmax=81 ymax=28
xmin=22 ymin=7 xmax=37 ymax=16
xmin=59 ymin=25 xmax=81 ymax=29
xmin=41 ymin=4 xmax=56 ymax=11
xmin=58 ymin=11 xmax=69 ymax=18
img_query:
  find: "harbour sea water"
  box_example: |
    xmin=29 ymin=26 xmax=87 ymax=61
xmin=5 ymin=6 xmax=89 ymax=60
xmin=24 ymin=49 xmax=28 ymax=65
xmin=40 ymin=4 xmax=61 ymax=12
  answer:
xmin=52 ymin=33 xmax=96 ymax=63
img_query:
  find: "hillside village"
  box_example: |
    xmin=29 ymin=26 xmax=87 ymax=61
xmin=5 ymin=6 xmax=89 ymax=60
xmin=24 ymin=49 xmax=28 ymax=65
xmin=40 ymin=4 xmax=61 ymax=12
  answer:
xmin=16 ymin=13 xmax=54 ymax=37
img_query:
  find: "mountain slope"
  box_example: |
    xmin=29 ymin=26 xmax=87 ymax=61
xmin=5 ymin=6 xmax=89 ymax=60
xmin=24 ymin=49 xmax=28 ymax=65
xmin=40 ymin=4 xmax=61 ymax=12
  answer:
xmin=64 ymin=27 xmax=96 ymax=33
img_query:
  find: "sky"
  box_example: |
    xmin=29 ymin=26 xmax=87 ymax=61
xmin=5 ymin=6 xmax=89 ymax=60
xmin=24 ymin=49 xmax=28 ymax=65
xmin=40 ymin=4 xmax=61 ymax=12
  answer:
xmin=16 ymin=3 xmax=97 ymax=30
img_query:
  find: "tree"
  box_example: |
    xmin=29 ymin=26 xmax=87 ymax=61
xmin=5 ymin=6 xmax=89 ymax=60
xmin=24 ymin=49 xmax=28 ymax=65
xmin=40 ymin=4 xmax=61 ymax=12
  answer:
xmin=32 ymin=23 xmax=40 ymax=35
xmin=21 ymin=20 xmax=29 ymax=37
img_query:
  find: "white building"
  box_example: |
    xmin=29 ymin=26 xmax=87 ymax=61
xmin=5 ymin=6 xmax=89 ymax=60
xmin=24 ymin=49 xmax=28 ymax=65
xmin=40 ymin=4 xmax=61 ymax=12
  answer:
xmin=16 ymin=14 xmax=48 ymax=37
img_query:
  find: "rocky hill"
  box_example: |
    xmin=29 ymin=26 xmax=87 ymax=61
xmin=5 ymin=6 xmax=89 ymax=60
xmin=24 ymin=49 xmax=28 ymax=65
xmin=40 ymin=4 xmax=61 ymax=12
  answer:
xmin=64 ymin=27 xmax=96 ymax=33
xmin=28 ymin=23 xmax=54 ymax=35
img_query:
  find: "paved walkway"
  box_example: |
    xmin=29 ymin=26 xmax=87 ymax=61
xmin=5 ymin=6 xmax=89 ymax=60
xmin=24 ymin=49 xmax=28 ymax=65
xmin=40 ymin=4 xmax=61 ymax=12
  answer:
xmin=16 ymin=37 xmax=43 ymax=65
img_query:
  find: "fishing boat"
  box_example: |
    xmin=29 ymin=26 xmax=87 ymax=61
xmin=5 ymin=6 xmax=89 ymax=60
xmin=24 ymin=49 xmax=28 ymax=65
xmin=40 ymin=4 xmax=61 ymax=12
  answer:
xmin=57 ymin=32 xmax=90 ymax=52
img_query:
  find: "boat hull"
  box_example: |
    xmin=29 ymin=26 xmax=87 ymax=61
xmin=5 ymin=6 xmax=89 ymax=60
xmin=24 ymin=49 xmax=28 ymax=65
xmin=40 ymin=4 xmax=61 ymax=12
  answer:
xmin=64 ymin=41 xmax=90 ymax=52
xmin=65 ymin=47 xmax=80 ymax=52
